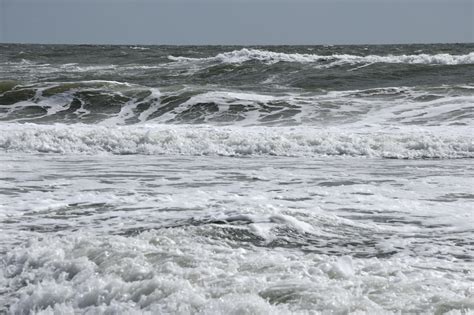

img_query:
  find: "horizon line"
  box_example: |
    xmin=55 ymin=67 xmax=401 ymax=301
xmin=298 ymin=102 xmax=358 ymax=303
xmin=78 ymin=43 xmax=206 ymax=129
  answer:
xmin=1 ymin=41 xmax=473 ymax=46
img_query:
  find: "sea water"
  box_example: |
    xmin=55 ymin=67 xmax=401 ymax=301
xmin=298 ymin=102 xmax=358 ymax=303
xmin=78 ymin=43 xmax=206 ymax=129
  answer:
xmin=0 ymin=44 xmax=473 ymax=314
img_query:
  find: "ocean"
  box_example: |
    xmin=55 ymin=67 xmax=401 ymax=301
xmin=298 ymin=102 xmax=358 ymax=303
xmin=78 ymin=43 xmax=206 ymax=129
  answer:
xmin=0 ymin=43 xmax=473 ymax=314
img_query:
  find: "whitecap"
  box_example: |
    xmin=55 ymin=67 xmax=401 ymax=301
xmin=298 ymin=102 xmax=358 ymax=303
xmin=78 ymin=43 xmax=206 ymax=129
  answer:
xmin=0 ymin=123 xmax=471 ymax=159
xmin=169 ymin=48 xmax=474 ymax=66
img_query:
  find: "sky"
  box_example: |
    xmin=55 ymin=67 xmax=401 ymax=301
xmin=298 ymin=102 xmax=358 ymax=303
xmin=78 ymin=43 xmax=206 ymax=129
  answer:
xmin=0 ymin=0 xmax=472 ymax=45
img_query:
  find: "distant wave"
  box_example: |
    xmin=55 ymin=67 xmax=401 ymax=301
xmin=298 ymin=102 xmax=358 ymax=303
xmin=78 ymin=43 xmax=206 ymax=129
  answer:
xmin=169 ymin=48 xmax=474 ymax=65
xmin=1 ymin=124 xmax=472 ymax=159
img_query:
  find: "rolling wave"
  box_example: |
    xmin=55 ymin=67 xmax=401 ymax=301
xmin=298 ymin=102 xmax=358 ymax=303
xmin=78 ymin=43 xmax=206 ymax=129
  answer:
xmin=169 ymin=48 xmax=474 ymax=65
xmin=1 ymin=81 xmax=472 ymax=127
xmin=1 ymin=123 xmax=472 ymax=159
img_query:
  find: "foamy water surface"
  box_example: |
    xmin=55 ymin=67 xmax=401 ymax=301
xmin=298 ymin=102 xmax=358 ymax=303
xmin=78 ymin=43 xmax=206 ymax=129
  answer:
xmin=1 ymin=43 xmax=473 ymax=314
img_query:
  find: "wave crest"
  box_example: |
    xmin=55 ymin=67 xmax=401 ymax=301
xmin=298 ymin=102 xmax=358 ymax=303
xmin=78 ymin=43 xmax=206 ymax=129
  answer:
xmin=1 ymin=124 xmax=472 ymax=159
xmin=169 ymin=48 xmax=474 ymax=65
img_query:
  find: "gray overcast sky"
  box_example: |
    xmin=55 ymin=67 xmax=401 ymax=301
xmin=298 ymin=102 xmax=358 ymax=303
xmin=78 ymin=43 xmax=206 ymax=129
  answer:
xmin=0 ymin=0 xmax=473 ymax=45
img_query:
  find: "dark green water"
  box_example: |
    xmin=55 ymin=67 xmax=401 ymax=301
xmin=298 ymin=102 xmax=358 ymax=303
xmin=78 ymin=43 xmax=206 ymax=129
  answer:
xmin=1 ymin=43 xmax=473 ymax=125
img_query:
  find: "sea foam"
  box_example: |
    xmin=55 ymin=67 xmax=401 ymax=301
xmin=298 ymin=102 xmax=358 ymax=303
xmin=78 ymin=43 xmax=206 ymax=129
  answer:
xmin=0 ymin=123 xmax=471 ymax=159
xmin=5 ymin=229 xmax=473 ymax=314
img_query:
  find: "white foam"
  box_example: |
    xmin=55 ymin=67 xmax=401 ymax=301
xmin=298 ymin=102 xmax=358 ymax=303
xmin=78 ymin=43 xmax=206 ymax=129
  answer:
xmin=1 ymin=151 xmax=473 ymax=313
xmin=0 ymin=123 xmax=471 ymax=159
xmin=169 ymin=48 xmax=474 ymax=65
xmin=4 ymin=230 xmax=473 ymax=314
xmin=269 ymin=214 xmax=317 ymax=234
xmin=321 ymin=256 xmax=355 ymax=279
xmin=129 ymin=46 xmax=150 ymax=50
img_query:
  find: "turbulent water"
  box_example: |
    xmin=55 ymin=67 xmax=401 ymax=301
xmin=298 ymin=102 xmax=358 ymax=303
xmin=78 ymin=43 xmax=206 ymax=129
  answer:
xmin=0 ymin=44 xmax=473 ymax=314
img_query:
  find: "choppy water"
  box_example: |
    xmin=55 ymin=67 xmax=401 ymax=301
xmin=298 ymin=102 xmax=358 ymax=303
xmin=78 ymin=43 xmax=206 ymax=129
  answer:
xmin=0 ymin=44 xmax=473 ymax=314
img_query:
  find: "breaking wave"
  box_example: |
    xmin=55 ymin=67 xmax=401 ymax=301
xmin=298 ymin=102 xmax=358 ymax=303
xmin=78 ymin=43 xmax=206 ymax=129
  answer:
xmin=1 ymin=123 xmax=472 ymax=159
xmin=169 ymin=48 xmax=474 ymax=65
xmin=1 ymin=81 xmax=473 ymax=127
